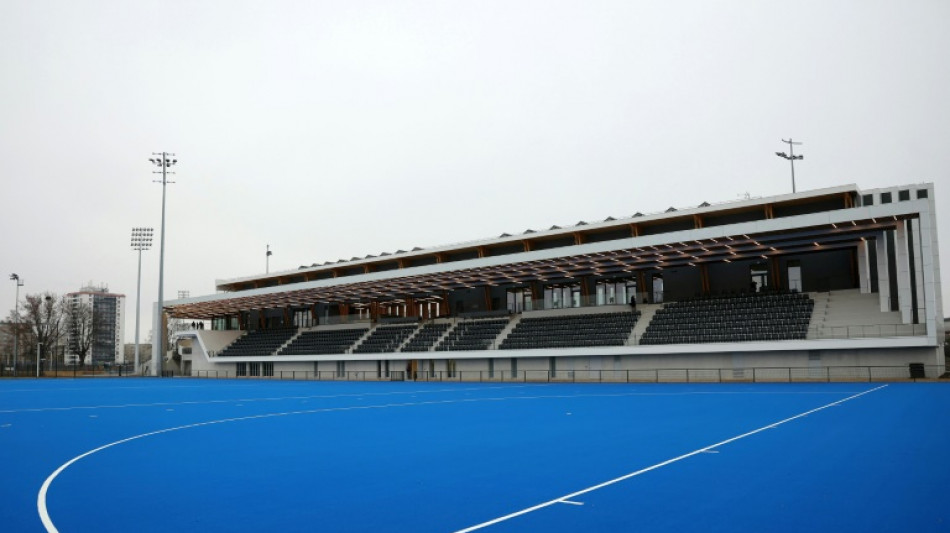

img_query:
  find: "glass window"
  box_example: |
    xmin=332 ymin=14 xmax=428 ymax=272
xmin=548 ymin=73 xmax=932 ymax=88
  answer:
xmin=881 ymin=192 xmax=892 ymax=204
xmin=917 ymin=189 xmax=929 ymax=199
xmin=898 ymin=190 xmax=910 ymax=201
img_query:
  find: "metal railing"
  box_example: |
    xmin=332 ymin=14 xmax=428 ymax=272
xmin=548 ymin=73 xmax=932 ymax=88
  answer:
xmin=192 ymin=365 xmax=945 ymax=383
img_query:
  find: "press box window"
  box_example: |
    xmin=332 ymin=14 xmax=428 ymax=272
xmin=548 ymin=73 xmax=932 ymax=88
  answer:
xmin=862 ymin=194 xmax=873 ymax=206
xmin=917 ymin=189 xmax=929 ymax=199
xmin=898 ymin=190 xmax=910 ymax=201
xmin=880 ymin=192 xmax=892 ymax=204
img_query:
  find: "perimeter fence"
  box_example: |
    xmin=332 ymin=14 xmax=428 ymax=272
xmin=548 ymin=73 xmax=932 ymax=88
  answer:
xmin=192 ymin=364 xmax=945 ymax=383
xmin=0 ymin=363 xmax=137 ymax=379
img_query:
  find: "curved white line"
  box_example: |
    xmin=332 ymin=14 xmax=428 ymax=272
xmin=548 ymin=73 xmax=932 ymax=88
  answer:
xmin=37 ymin=385 xmax=886 ymax=532
xmin=36 ymin=389 xmax=618 ymax=532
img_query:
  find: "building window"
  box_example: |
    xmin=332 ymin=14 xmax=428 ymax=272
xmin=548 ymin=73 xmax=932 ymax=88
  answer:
xmin=263 ymin=362 xmax=274 ymax=377
xmin=506 ymin=288 xmax=534 ymax=313
xmin=596 ymin=278 xmax=637 ymax=306
xmin=336 ymin=360 xmax=345 ymax=377
xmin=236 ymin=363 xmax=247 ymax=377
xmin=543 ymin=283 xmax=580 ymax=309
xmin=917 ymin=189 xmax=929 ymax=199
xmin=898 ymin=190 xmax=910 ymax=201
xmin=249 ymin=362 xmax=260 ymax=376
xmin=881 ymin=192 xmax=892 ymax=204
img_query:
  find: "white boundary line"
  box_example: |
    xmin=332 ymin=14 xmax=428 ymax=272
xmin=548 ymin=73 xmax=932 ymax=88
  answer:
xmin=451 ymin=384 xmax=888 ymax=533
xmin=35 ymin=384 xmax=886 ymax=532
xmin=6 ymin=386 xmax=863 ymax=414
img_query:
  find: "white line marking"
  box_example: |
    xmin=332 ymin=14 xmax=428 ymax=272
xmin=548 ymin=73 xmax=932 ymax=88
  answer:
xmin=451 ymin=384 xmax=888 ymax=533
xmin=3 ymin=385 xmax=533 ymax=414
xmin=559 ymin=500 xmax=584 ymax=506
xmin=35 ymin=390 xmax=622 ymax=532
xmin=36 ymin=385 xmax=887 ymax=532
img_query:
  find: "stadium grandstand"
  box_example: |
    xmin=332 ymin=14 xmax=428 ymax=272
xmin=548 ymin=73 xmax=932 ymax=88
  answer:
xmin=156 ymin=183 xmax=945 ymax=381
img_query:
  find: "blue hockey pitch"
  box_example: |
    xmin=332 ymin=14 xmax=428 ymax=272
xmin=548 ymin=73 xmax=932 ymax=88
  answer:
xmin=1 ymin=378 xmax=948 ymax=532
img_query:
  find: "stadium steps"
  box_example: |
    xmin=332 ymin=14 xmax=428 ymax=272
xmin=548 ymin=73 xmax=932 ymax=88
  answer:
xmin=630 ymin=304 xmax=660 ymax=345
xmin=806 ymin=292 xmax=830 ymax=339
xmin=431 ymin=322 xmax=457 ymax=351
xmin=350 ymin=327 xmax=380 ymax=354
xmin=495 ymin=315 xmax=523 ymax=345
xmin=808 ymin=289 xmax=912 ymax=338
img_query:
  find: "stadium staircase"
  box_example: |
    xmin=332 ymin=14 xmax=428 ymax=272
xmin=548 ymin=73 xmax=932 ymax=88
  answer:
xmin=806 ymin=289 xmax=913 ymax=339
xmin=629 ymin=304 xmax=660 ymax=345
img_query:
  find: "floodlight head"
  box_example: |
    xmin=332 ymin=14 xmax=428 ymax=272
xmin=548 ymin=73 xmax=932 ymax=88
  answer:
xmin=775 ymin=151 xmax=788 ymax=158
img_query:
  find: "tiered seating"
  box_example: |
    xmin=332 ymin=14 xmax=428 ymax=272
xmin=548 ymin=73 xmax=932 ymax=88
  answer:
xmin=435 ymin=318 xmax=509 ymax=351
xmin=401 ymin=322 xmax=452 ymax=352
xmin=218 ymin=328 xmax=297 ymax=357
xmin=640 ymin=291 xmax=814 ymax=345
xmin=278 ymin=327 xmax=369 ymax=355
xmin=353 ymin=324 xmax=418 ymax=353
xmin=499 ymin=311 xmax=639 ymax=350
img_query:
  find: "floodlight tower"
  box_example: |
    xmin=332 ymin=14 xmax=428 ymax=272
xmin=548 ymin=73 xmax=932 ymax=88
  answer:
xmin=149 ymin=153 xmax=177 ymax=377
xmin=131 ymin=227 xmax=154 ymax=374
xmin=775 ymin=138 xmax=804 ymax=193
xmin=9 ymin=273 xmax=23 ymax=376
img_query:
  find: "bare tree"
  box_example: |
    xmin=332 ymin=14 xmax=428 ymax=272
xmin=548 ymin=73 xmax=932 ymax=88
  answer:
xmin=66 ymin=299 xmax=96 ymax=368
xmin=2 ymin=308 xmax=28 ymax=372
xmin=21 ymin=293 xmax=64 ymax=371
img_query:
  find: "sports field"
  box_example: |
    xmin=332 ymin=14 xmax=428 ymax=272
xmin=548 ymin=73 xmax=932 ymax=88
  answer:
xmin=1 ymin=378 xmax=947 ymax=532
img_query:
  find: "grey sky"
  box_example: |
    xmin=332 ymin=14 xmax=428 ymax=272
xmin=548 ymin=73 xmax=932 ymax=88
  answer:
xmin=2 ymin=0 xmax=949 ymax=341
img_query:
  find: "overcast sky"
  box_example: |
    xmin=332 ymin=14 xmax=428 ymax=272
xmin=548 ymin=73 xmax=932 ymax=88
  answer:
xmin=2 ymin=0 xmax=948 ymax=341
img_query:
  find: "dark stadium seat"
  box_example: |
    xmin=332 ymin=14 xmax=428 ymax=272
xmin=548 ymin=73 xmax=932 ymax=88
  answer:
xmin=640 ymin=291 xmax=814 ymax=345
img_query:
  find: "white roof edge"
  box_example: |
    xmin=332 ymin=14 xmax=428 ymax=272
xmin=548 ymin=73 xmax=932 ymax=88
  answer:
xmin=216 ymin=183 xmax=865 ymax=287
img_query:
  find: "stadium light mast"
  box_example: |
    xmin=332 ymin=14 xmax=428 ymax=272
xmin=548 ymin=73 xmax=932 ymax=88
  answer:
xmin=131 ymin=227 xmax=153 ymax=374
xmin=775 ymin=138 xmax=804 ymax=193
xmin=9 ymin=273 xmax=23 ymax=376
xmin=149 ymin=153 xmax=176 ymax=377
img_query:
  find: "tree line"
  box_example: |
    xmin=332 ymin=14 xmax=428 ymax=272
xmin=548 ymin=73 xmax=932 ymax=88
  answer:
xmin=3 ymin=292 xmax=101 ymax=372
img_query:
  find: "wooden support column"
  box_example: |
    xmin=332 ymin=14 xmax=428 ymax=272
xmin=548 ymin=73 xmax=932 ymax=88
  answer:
xmin=477 ymin=246 xmax=486 ymax=258
xmin=483 ymin=286 xmax=492 ymax=311
xmin=630 ymin=224 xmax=640 ymax=237
xmin=522 ymin=240 xmax=533 ymax=252
xmin=573 ymin=232 xmax=584 ymax=245
xmin=843 ymin=193 xmax=853 ymax=208
xmin=700 ymin=264 xmax=711 ymax=295
xmin=435 ymin=253 xmax=445 ymax=264
xmin=693 ymin=215 xmax=703 ymax=229
xmin=406 ymin=297 xmax=416 ymax=317
xmin=283 ymin=307 xmax=291 ymax=327
xmin=636 ymin=271 xmax=647 ymax=304
xmin=259 ymin=309 xmax=266 ymax=330
xmin=769 ymin=257 xmax=782 ymax=290
xmin=310 ymin=304 xmax=318 ymax=325
xmin=580 ymin=276 xmax=591 ymax=303
xmin=765 ymin=204 xmax=775 ymax=219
